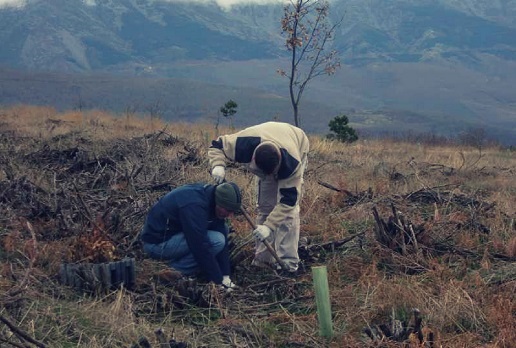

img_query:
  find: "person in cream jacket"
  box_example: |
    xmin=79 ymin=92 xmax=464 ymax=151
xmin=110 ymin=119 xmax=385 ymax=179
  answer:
xmin=208 ymin=122 xmax=309 ymax=274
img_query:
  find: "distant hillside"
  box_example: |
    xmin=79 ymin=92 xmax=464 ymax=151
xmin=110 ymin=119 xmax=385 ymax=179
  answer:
xmin=2 ymin=0 xmax=515 ymax=71
xmin=1 ymin=63 xmax=515 ymax=144
xmin=0 ymin=66 xmax=343 ymax=133
xmin=0 ymin=0 xmax=515 ymax=144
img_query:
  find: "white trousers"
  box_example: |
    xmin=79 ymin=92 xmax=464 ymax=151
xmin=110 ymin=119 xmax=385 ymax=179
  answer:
xmin=253 ymin=155 xmax=307 ymax=271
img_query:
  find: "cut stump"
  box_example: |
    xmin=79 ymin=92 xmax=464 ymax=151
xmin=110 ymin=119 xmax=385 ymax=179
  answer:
xmin=59 ymin=257 xmax=135 ymax=293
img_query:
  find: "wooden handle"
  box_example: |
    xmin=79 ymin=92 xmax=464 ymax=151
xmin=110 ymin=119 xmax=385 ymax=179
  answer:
xmin=240 ymin=205 xmax=289 ymax=271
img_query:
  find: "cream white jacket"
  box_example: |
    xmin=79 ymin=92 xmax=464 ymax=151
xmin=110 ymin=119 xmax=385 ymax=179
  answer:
xmin=208 ymin=122 xmax=309 ymax=231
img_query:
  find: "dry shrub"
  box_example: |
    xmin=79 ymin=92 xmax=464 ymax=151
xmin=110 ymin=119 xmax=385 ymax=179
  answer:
xmin=31 ymin=290 xmax=153 ymax=348
xmin=455 ymin=231 xmax=482 ymax=249
xmin=0 ymin=261 xmax=15 ymax=289
xmin=341 ymin=204 xmax=372 ymax=225
xmin=350 ymin=264 xmax=491 ymax=344
xmin=59 ymin=110 xmax=85 ymax=124
xmin=1 ymin=229 xmax=23 ymax=254
xmin=331 ymin=254 xmax=370 ymax=283
xmin=34 ymin=241 xmax=74 ymax=273
xmin=280 ymin=314 xmax=319 ymax=345
xmin=1 ymin=228 xmax=43 ymax=263
xmin=484 ymin=293 xmax=516 ymax=346
xmin=301 ymin=189 xmax=343 ymax=239
xmin=506 ymin=236 xmax=516 ymax=258
xmin=430 ymin=281 xmax=487 ymax=334
xmin=447 ymin=210 xmax=470 ymax=224
xmin=2 ymin=105 xmax=57 ymax=135
xmin=308 ymin=136 xmax=340 ymax=159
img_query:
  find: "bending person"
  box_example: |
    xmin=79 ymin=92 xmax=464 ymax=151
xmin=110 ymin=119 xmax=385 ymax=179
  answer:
xmin=208 ymin=122 xmax=309 ymax=274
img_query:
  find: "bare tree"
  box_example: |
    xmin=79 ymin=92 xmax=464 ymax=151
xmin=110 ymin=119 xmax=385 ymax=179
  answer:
xmin=278 ymin=0 xmax=342 ymax=127
xmin=145 ymin=99 xmax=163 ymax=120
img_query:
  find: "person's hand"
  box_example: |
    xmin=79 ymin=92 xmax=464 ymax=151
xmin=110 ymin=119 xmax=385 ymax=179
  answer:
xmin=221 ymin=275 xmax=238 ymax=292
xmin=253 ymin=225 xmax=272 ymax=242
xmin=211 ymin=166 xmax=225 ymax=184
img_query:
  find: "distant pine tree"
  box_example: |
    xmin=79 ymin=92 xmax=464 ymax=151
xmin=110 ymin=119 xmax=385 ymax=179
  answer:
xmin=220 ymin=99 xmax=238 ymax=129
xmin=327 ymin=114 xmax=358 ymax=143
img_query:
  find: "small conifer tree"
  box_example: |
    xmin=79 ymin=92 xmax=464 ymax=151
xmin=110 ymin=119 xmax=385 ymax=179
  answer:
xmin=220 ymin=99 xmax=238 ymax=129
xmin=327 ymin=114 xmax=358 ymax=143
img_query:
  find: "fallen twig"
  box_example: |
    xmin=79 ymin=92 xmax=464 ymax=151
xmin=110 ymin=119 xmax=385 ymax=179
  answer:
xmin=304 ymin=231 xmax=366 ymax=252
xmin=0 ymin=314 xmax=46 ymax=348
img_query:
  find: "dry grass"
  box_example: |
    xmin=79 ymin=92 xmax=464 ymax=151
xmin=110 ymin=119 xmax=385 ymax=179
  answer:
xmin=0 ymin=106 xmax=515 ymax=347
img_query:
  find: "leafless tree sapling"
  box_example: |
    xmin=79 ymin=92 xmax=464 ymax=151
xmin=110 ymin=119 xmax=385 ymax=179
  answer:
xmin=278 ymin=0 xmax=342 ymax=127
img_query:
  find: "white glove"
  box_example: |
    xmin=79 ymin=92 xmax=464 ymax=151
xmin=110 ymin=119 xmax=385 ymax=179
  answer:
xmin=253 ymin=225 xmax=272 ymax=242
xmin=211 ymin=165 xmax=225 ymax=184
xmin=221 ymin=275 xmax=238 ymax=292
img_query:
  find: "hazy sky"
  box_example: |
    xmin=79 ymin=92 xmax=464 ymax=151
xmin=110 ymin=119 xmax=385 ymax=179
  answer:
xmin=0 ymin=0 xmax=289 ymax=10
xmin=0 ymin=0 xmax=26 ymax=8
xmin=161 ymin=0 xmax=288 ymax=11
xmin=159 ymin=0 xmax=287 ymax=7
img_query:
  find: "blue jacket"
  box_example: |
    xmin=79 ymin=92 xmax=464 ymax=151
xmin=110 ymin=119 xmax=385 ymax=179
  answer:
xmin=140 ymin=183 xmax=229 ymax=284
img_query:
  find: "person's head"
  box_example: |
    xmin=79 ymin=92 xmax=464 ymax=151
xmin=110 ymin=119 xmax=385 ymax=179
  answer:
xmin=254 ymin=142 xmax=281 ymax=175
xmin=214 ymin=182 xmax=242 ymax=218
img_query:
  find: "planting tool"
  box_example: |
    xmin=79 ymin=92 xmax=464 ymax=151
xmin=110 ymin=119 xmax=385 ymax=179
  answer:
xmin=214 ymin=178 xmax=289 ymax=271
xmin=240 ymin=204 xmax=290 ymax=271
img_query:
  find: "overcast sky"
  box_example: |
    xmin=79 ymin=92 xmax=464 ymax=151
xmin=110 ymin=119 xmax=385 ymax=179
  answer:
xmin=160 ymin=0 xmax=287 ymax=5
xmin=0 ymin=0 xmax=289 ymax=10
xmin=0 ymin=0 xmax=26 ymax=8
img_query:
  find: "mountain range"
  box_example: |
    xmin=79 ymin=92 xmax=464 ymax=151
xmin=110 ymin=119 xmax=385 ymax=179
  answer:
xmin=0 ymin=0 xmax=515 ymax=144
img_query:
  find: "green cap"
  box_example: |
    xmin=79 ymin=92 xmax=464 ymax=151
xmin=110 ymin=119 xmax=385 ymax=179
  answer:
xmin=215 ymin=182 xmax=242 ymax=212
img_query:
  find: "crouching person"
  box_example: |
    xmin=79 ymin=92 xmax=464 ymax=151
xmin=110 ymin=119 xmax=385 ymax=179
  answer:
xmin=139 ymin=182 xmax=241 ymax=290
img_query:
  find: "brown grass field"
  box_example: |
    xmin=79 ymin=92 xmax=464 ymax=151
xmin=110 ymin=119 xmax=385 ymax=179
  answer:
xmin=0 ymin=105 xmax=514 ymax=348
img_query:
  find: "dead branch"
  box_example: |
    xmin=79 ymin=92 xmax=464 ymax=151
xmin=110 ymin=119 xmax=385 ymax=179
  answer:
xmin=0 ymin=314 xmax=46 ymax=348
xmin=363 ymin=307 xmax=436 ymax=346
xmin=0 ymin=336 xmax=27 ymax=348
xmin=303 ymin=231 xmax=365 ymax=252
xmin=430 ymin=244 xmax=516 ymax=262
xmin=318 ymin=180 xmax=374 ymax=205
xmin=372 ymin=204 xmax=424 ymax=256
xmin=317 ymin=180 xmax=355 ymax=197
xmin=372 ymin=206 xmax=391 ymax=246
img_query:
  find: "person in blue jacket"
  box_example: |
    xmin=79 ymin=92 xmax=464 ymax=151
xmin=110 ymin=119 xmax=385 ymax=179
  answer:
xmin=140 ymin=182 xmax=241 ymax=290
